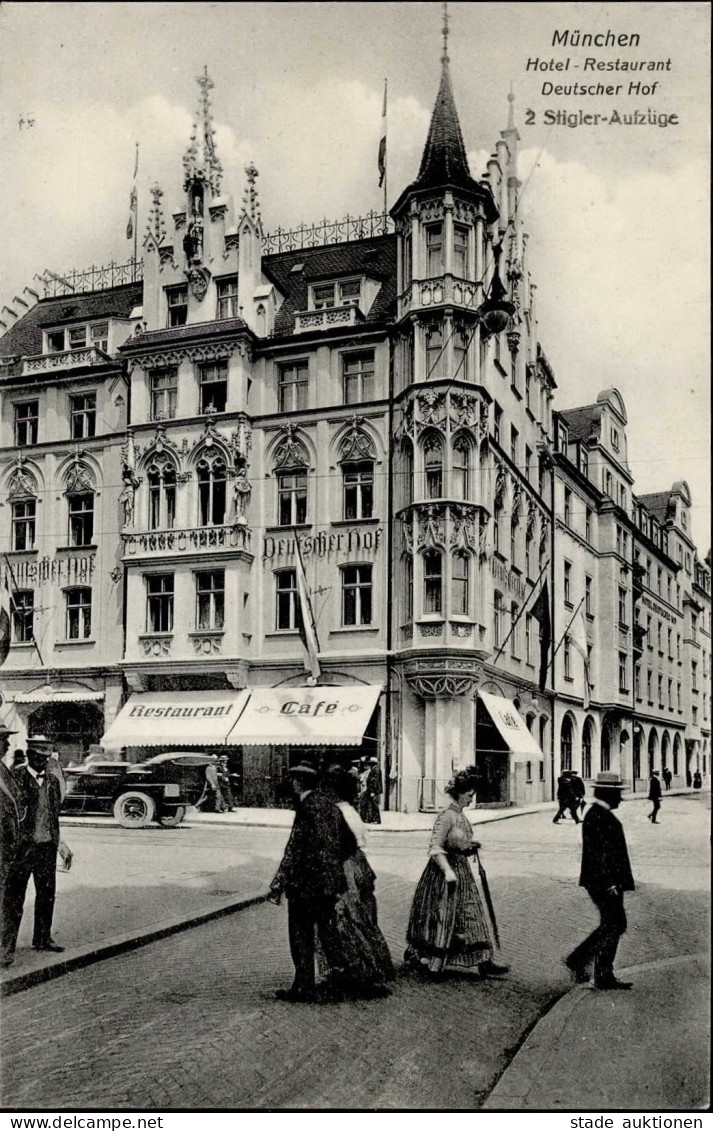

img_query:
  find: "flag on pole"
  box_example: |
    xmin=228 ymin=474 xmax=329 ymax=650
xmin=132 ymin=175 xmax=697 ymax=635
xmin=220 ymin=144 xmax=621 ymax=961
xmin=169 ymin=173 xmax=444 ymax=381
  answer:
xmin=294 ymin=536 xmax=321 ymax=681
xmin=531 ymin=580 xmax=551 ymax=693
xmin=378 ymin=79 xmax=387 ymax=187
xmin=0 ymin=561 xmax=13 ymax=668
xmin=126 ymin=142 xmax=139 ymax=240
xmin=569 ymin=603 xmax=591 ymax=710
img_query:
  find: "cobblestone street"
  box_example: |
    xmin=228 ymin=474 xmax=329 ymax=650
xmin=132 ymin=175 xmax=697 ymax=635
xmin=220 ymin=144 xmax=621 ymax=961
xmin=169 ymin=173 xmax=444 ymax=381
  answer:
xmin=0 ymin=796 xmax=708 ymax=1110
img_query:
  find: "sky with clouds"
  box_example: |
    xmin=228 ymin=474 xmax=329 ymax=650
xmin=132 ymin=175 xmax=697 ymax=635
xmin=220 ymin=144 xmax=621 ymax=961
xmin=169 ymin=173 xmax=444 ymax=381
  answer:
xmin=0 ymin=1 xmax=709 ymax=548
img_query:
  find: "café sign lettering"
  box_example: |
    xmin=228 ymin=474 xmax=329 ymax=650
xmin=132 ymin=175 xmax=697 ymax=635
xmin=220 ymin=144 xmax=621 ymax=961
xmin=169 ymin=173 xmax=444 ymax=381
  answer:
xmin=263 ymin=526 xmax=383 ymax=561
xmin=5 ymin=555 xmax=96 ymax=587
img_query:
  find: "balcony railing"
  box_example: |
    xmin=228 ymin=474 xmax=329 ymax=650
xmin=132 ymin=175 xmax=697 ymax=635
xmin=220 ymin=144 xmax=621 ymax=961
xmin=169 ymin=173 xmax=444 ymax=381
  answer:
xmin=262 ymin=211 xmax=391 ymax=254
xmin=23 ymin=347 xmax=109 ymax=375
xmin=122 ymin=523 xmax=252 ymax=559
xmin=398 ymin=274 xmax=484 ymax=319
xmin=294 ymin=306 xmax=364 ymax=334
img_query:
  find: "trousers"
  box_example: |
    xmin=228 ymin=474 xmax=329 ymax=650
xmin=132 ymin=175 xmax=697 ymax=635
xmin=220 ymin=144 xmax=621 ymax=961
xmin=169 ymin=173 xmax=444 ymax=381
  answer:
xmin=2 ymin=842 xmax=57 ymax=954
xmin=649 ymin=797 xmax=661 ymax=821
xmin=286 ymin=895 xmax=344 ymax=993
xmin=566 ymin=888 xmax=627 ymax=983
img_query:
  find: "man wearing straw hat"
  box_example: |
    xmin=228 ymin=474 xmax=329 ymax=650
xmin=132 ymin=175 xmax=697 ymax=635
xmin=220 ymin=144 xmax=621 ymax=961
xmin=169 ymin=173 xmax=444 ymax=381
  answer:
xmin=565 ymin=770 xmax=635 ymax=990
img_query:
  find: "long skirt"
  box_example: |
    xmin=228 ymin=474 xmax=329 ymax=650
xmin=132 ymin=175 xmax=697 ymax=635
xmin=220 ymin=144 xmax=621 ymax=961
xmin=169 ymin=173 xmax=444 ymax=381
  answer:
xmin=359 ymin=793 xmax=381 ymax=824
xmin=319 ymin=849 xmax=394 ymax=987
xmin=406 ymin=853 xmax=492 ymax=974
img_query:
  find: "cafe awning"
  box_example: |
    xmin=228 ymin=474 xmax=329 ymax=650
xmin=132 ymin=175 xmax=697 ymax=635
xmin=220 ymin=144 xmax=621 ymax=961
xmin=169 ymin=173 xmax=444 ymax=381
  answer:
xmin=228 ymin=685 xmax=382 ymax=746
xmin=13 ymin=685 xmax=105 ymax=704
xmin=101 ymin=690 xmax=250 ymax=748
xmin=478 ymin=691 xmax=544 ymax=762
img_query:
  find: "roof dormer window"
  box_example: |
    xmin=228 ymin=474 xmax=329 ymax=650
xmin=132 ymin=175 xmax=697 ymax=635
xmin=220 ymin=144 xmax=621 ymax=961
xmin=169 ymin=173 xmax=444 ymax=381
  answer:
xmin=44 ymin=321 xmax=109 ymax=356
xmin=310 ymin=279 xmax=362 ymax=311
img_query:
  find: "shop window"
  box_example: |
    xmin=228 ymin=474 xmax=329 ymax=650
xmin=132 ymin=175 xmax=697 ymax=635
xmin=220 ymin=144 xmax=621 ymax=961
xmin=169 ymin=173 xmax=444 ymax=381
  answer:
xmin=150 ymin=369 xmax=178 ymax=421
xmin=216 ymin=276 xmax=238 ymax=320
xmin=146 ymin=574 xmax=174 ymax=634
xmin=423 ymin=550 xmax=443 ymax=615
xmin=65 ymin=587 xmax=92 ymax=640
xmin=166 ymin=286 xmax=188 ymax=327
xmin=342 ymin=351 xmax=375 ymax=404
xmin=147 ymin=460 xmax=176 ymax=530
xmin=14 ymin=401 xmax=39 ymax=447
xmin=279 ymin=360 xmax=309 ymax=412
xmin=342 ymin=564 xmax=373 ymax=626
xmin=196 ymin=570 xmax=225 ymax=631
xmin=70 ymin=393 xmax=97 ymax=440
xmin=342 ymin=461 xmax=373 ymax=521
xmin=423 ymin=433 xmax=443 ymax=499
xmin=199 ymin=362 xmax=228 ymax=414
xmin=68 ymin=493 xmax=94 ymax=547
xmin=11 ymin=589 xmax=34 ymax=642
xmin=197 ymin=457 xmax=226 ymax=526
xmin=12 ymin=499 xmax=36 ymax=551
xmin=452 ymin=551 xmax=469 ymax=616
xmin=275 ymin=569 xmax=299 ymax=631
xmin=278 ymin=468 xmax=307 ymax=527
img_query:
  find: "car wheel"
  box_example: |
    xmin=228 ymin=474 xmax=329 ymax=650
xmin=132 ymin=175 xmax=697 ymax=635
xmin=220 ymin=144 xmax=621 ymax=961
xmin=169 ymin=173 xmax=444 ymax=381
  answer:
xmin=113 ymin=791 xmax=156 ymax=828
xmin=156 ymin=806 xmax=186 ymax=828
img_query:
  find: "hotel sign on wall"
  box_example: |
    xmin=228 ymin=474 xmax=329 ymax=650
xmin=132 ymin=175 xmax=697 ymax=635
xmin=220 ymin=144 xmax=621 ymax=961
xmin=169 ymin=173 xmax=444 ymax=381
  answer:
xmin=263 ymin=526 xmax=383 ymax=561
xmin=5 ymin=555 xmax=96 ymax=587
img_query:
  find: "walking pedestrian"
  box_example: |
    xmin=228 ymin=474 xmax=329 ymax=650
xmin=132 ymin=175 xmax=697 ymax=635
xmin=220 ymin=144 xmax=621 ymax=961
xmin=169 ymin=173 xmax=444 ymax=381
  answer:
xmin=359 ymin=756 xmax=383 ymax=825
xmin=3 ymin=736 xmax=65 ymax=960
xmin=565 ymin=770 xmax=635 ymax=990
xmin=570 ymin=770 xmax=586 ymax=815
xmin=647 ymin=770 xmax=662 ymax=823
xmin=692 ymin=770 xmax=702 ymax=790
xmin=269 ymin=761 xmax=356 ymax=1003
xmin=404 ymin=767 xmax=508 ymax=979
xmin=553 ymin=771 xmax=579 ymax=824
xmin=662 ymin=766 xmax=672 ymax=791
xmin=0 ymin=725 xmax=23 ymax=968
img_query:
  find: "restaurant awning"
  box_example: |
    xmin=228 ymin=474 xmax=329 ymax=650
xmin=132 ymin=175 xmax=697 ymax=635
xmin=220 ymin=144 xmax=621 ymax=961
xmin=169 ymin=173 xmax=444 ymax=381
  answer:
xmin=228 ymin=685 xmax=382 ymax=747
xmin=478 ymin=691 xmax=544 ymax=761
xmin=101 ymin=690 xmax=250 ymax=748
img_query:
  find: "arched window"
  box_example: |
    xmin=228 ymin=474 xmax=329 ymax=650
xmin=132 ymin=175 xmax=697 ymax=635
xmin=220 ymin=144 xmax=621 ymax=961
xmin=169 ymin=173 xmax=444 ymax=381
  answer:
xmin=601 ymin=725 xmax=611 ymax=772
xmin=510 ymin=519 xmax=518 ymax=565
xmin=452 ymin=551 xmax=469 ymax=615
xmin=560 ymin=715 xmax=574 ymax=771
xmin=493 ymin=590 xmax=504 ymax=647
xmin=197 ymin=456 xmax=226 ymax=526
xmin=147 ymin=458 xmax=176 ymax=530
xmin=342 ymin=461 xmax=374 ymax=520
xmin=648 ymin=729 xmax=658 ymax=776
xmin=452 ymin=435 xmax=470 ymax=500
xmin=423 ymin=550 xmax=443 ymax=614
xmin=661 ymin=732 xmax=670 ymax=769
xmin=402 ymin=439 xmax=414 ymax=507
xmin=423 ymin=433 xmax=443 ymax=499
xmin=425 ymin=324 xmax=444 ymax=380
xmin=582 ymin=718 xmax=594 ymax=779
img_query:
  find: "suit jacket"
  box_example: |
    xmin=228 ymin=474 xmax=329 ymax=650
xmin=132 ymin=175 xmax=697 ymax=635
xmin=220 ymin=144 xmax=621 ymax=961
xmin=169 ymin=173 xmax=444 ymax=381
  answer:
xmin=579 ymin=801 xmax=635 ymax=893
xmin=13 ymin=766 xmax=62 ymax=849
xmin=648 ymin=776 xmax=662 ymax=801
xmin=272 ymin=789 xmax=356 ymax=903
xmin=0 ymin=763 xmax=22 ymax=869
xmin=570 ymin=774 xmax=585 ymax=801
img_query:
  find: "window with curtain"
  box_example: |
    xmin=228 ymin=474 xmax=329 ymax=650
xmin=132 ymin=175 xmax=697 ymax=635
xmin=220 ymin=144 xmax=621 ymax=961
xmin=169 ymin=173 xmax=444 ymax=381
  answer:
xmin=452 ymin=552 xmax=469 ymax=615
xmin=197 ymin=457 xmax=226 ymax=526
xmin=423 ymin=550 xmax=443 ymax=614
xmin=424 ymin=434 xmax=444 ymax=499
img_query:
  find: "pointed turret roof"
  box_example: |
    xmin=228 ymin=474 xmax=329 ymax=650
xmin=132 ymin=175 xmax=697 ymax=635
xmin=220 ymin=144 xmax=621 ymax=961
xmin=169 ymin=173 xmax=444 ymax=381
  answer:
xmin=415 ymin=57 xmax=473 ymax=190
xmin=183 ymin=66 xmax=223 ymax=195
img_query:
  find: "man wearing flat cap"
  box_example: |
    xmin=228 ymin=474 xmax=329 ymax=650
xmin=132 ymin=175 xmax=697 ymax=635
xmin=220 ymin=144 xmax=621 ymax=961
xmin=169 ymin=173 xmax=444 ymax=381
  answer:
xmin=0 ymin=724 xmax=23 ymax=967
xmin=269 ymin=760 xmax=356 ymax=1002
xmin=565 ymin=771 xmax=635 ymax=990
xmin=3 ymin=735 xmax=65 ymax=960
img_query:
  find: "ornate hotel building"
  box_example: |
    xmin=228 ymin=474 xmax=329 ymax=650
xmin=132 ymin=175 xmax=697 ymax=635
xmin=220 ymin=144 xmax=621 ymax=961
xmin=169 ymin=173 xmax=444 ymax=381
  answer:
xmin=1 ymin=47 xmax=709 ymax=809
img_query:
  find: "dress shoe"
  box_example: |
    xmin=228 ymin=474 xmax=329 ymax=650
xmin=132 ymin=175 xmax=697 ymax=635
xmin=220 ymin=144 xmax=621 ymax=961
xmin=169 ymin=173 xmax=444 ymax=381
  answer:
xmin=479 ymin=959 xmax=510 ymax=977
xmin=593 ymin=977 xmax=633 ymax=991
xmin=32 ymin=941 xmax=65 ymax=953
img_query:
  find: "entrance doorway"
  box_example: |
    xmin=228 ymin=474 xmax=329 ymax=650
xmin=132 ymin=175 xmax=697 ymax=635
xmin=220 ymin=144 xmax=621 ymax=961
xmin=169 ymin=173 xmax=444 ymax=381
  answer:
xmin=28 ymin=702 xmax=104 ymax=765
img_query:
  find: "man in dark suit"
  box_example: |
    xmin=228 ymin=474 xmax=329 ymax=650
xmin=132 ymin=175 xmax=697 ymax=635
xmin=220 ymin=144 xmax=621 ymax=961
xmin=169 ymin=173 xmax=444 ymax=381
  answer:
xmin=0 ymin=724 xmax=23 ymax=967
xmin=269 ymin=761 xmax=355 ymax=1002
xmin=553 ymin=771 xmax=580 ymax=824
xmin=569 ymin=770 xmax=586 ymax=816
xmin=647 ymin=769 xmax=662 ymax=823
xmin=3 ymin=736 xmax=64 ymax=960
xmin=565 ymin=771 xmax=635 ymax=990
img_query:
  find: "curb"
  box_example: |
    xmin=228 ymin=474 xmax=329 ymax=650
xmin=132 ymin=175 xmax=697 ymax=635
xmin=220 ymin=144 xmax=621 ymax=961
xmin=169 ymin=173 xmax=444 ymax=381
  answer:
xmin=1 ymin=889 xmax=269 ymax=999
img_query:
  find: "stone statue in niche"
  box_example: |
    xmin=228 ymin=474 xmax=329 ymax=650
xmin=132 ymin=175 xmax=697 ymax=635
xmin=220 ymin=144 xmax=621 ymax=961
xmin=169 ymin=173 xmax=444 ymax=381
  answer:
xmin=183 ymin=216 xmax=204 ymax=264
xmin=233 ymin=459 xmax=251 ymax=524
xmin=119 ymin=464 xmax=140 ymax=529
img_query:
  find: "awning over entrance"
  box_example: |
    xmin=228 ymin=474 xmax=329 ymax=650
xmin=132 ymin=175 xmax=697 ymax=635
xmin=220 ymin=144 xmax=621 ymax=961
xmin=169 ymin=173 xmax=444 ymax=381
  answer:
xmin=101 ymin=690 xmax=250 ymax=748
xmin=479 ymin=692 xmax=544 ymax=761
xmin=13 ymin=685 xmax=104 ymax=704
xmin=229 ymin=685 xmax=382 ymax=747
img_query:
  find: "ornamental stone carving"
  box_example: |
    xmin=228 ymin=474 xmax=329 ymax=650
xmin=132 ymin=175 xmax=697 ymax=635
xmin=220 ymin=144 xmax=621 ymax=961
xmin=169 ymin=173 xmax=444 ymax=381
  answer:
xmin=127 ymin=341 xmax=244 ymax=372
xmin=526 ymin=497 xmax=537 ymax=540
xmin=339 ymin=415 xmax=376 ymax=462
xmin=404 ymin=657 xmax=480 ymax=700
xmin=494 ymin=461 xmax=508 ymax=508
xmin=477 ymin=403 xmax=490 ymax=445
xmin=7 ymin=466 xmax=37 ymax=499
xmin=402 ymin=397 xmax=415 ymax=436
xmin=417 ymin=504 xmax=446 ymax=551
xmin=417 ymin=391 xmax=446 ymax=432
xmin=512 ymin=480 xmax=523 ymax=520
xmin=142 ymin=637 xmax=171 ymax=657
xmin=401 ymin=518 xmax=414 ymax=556
xmin=418 ymin=623 xmax=443 ymax=638
xmin=450 ymin=623 xmax=473 ymax=638
xmin=540 ymin=516 xmax=550 ymax=553
xmin=64 ymin=453 xmax=94 ymax=495
xmin=449 ymin=393 xmax=478 ymax=430
xmin=186 ymin=265 xmax=211 ymax=302
xmin=273 ymin=424 xmax=309 ymax=470
xmin=478 ymin=515 xmax=490 ymax=558
xmin=192 ymin=635 xmax=222 ymax=655
xmin=450 ymin=504 xmax=478 ymax=551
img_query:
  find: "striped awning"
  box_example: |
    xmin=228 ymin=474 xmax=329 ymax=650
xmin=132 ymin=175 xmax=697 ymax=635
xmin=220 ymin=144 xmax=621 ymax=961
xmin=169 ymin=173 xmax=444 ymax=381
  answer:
xmin=13 ymin=686 xmax=104 ymax=704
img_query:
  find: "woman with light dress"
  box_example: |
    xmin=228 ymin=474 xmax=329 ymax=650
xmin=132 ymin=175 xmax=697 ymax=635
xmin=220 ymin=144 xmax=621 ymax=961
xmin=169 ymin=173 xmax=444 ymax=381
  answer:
xmin=405 ymin=766 xmax=509 ymax=979
xmin=323 ymin=765 xmax=394 ymax=997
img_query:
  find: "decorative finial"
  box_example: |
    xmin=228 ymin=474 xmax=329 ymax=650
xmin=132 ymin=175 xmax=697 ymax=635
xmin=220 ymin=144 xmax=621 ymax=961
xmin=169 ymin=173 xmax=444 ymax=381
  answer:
xmin=507 ymin=83 xmax=515 ymax=130
xmin=242 ymin=162 xmax=262 ymax=227
xmin=441 ymin=0 xmax=450 ymax=64
xmin=183 ymin=65 xmax=223 ymax=195
xmin=145 ymin=182 xmax=166 ymax=245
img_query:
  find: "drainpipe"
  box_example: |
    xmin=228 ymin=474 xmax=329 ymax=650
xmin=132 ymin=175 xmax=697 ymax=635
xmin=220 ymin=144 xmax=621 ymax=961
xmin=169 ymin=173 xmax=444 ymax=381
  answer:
xmin=384 ymin=327 xmax=395 ymax=810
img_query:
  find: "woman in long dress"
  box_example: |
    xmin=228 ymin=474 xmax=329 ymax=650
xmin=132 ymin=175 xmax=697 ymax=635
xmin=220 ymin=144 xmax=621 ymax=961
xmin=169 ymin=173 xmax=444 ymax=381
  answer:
xmin=405 ymin=766 xmax=509 ymax=979
xmin=323 ymin=765 xmax=394 ymax=997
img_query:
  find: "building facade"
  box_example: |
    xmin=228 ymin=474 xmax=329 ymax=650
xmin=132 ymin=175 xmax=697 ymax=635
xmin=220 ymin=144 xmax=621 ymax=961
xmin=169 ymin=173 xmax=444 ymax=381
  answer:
xmin=1 ymin=50 xmax=708 ymax=807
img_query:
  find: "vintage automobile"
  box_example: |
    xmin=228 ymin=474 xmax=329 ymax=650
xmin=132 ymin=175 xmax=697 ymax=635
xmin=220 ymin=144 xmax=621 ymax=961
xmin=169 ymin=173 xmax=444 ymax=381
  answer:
xmin=61 ymin=752 xmax=215 ymax=828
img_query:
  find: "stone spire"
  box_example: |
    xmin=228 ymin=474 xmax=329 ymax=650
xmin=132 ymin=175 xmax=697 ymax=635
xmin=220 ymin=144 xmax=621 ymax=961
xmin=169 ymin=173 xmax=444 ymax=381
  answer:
xmin=242 ymin=162 xmax=262 ymax=229
xmin=182 ymin=65 xmax=223 ymax=195
xmin=414 ymin=2 xmax=473 ymax=191
xmin=144 ymin=183 xmax=167 ymax=246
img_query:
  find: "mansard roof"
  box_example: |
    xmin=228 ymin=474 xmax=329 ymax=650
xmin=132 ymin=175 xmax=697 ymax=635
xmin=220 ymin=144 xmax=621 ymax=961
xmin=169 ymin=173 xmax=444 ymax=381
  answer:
xmin=263 ymin=233 xmax=396 ymax=336
xmin=0 ymin=283 xmax=142 ymax=360
xmin=638 ymin=490 xmax=676 ymax=525
xmin=558 ymin=404 xmax=601 ymax=443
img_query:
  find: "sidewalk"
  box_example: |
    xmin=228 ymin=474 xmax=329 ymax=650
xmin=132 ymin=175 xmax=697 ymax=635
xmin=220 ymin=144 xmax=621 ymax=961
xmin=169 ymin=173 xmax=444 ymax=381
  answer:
xmin=485 ymin=952 xmax=710 ymax=1110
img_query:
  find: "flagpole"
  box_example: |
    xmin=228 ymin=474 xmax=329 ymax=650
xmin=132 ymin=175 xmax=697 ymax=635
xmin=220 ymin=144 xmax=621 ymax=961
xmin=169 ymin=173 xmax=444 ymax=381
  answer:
xmin=133 ymin=142 xmax=139 ymax=277
xmin=383 ymin=78 xmax=388 ymax=219
xmin=550 ymin=596 xmax=586 ymax=665
xmin=293 ymin=528 xmax=321 ymax=683
xmin=491 ymin=557 xmax=549 ymax=666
